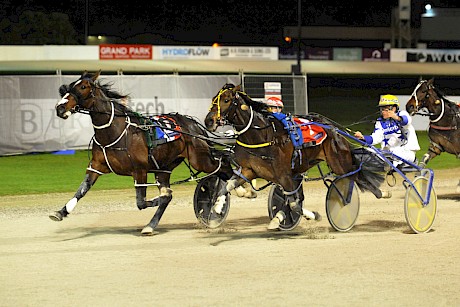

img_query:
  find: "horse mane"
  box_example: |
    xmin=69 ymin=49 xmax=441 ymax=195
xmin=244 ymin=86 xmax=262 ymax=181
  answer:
xmin=79 ymin=71 xmax=132 ymax=108
xmin=237 ymin=92 xmax=270 ymax=113
xmin=432 ymin=83 xmax=459 ymax=108
xmin=218 ymin=83 xmax=270 ymax=113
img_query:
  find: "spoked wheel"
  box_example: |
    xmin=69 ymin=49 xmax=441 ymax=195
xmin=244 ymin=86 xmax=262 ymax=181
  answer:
xmin=325 ymin=177 xmax=360 ymax=232
xmin=267 ymin=184 xmax=302 ymax=231
xmin=193 ymin=175 xmax=230 ymax=228
xmin=404 ymin=176 xmax=437 ymax=234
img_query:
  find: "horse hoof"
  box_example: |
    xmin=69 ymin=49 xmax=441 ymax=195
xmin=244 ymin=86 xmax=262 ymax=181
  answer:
xmin=267 ymin=218 xmax=280 ymax=230
xmin=381 ymin=191 xmax=392 ymax=198
xmin=141 ymin=226 xmax=157 ymax=236
xmin=313 ymin=211 xmax=322 ymax=222
xmin=207 ymin=218 xmax=220 ymax=229
xmin=246 ymin=191 xmax=257 ymax=199
xmin=268 ymin=211 xmax=285 ymax=230
xmin=49 ymin=212 xmax=63 ymax=221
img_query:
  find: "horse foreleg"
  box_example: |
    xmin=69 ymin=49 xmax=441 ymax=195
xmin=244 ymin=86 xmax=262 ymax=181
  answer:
xmin=420 ymin=143 xmax=443 ymax=167
xmin=141 ymin=187 xmax=173 ymax=235
xmin=212 ymin=175 xmax=244 ymax=215
xmin=49 ymin=173 xmax=95 ymax=221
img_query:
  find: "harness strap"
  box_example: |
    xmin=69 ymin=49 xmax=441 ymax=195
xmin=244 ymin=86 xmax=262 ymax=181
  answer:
xmin=236 ymin=139 xmax=274 ymax=148
xmin=431 ymin=98 xmax=445 ymax=123
xmin=430 ymin=124 xmax=457 ymax=130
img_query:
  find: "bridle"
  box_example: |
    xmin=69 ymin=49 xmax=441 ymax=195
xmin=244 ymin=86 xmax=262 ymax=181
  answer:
xmin=411 ymin=80 xmax=459 ymax=130
xmin=210 ymin=88 xmax=254 ymax=136
xmin=210 ymin=88 xmax=275 ymax=148
xmin=410 ymin=80 xmax=445 ymax=122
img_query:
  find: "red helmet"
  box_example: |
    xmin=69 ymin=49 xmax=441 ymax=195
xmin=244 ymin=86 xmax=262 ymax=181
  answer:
xmin=266 ymin=97 xmax=284 ymax=108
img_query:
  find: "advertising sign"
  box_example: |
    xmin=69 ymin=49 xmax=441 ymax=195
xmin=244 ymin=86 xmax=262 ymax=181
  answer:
xmin=99 ymin=44 xmax=152 ymax=59
xmin=406 ymin=49 xmax=460 ymax=63
xmin=333 ymin=48 xmax=362 ymax=61
xmin=305 ymin=47 xmax=332 ymax=60
xmin=362 ymin=48 xmax=390 ymax=61
xmin=154 ymin=46 xmax=219 ymax=60
xmin=219 ymin=47 xmax=278 ymax=60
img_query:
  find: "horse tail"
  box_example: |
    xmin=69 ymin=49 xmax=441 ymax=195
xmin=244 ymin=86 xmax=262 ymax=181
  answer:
xmin=351 ymin=150 xmax=385 ymax=199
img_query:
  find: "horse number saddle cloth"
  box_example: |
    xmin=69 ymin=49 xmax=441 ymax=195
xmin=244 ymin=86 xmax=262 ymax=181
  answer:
xmin=144 ymin=115 xmax=182 ymax=148
xmin=271 ymin=113 xmax=327 ymax=149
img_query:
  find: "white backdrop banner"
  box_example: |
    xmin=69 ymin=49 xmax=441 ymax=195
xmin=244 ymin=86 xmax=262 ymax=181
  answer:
xmin=0 ymin=75 xmax=239 ymax=155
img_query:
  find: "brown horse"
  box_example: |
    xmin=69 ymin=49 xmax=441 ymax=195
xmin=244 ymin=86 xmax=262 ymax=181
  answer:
xmin=50 ymin=71 xmax=236 ymax=235
xmin=405 ymin=78 xmax=460 ymax=190
xmin=204 ymin=84 xmax=384 ymax=230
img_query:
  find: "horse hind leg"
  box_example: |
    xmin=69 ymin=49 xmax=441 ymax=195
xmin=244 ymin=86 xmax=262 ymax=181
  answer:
xmin=49 ymin=173 xmax=95 ymax=221
xmin=234 ymin=181 xmax=257 ymax=198
xmin=140 ymin=186 xmax=173 ymax=236
xmin=268 ymin=189 xmax=322 ymax=230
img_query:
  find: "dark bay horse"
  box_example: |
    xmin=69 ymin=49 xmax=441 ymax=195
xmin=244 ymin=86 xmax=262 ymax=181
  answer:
xmin=406 ymin=78 xmax=460 ymax=190
xmin=204 ymin=84 xmax=384 ymax=230
xmin=50 ymin=71 xmax=234 ymax=235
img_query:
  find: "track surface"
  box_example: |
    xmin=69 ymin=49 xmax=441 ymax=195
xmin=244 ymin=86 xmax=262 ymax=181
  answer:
xmin=1 ymin=169 xmax=459 ymax=306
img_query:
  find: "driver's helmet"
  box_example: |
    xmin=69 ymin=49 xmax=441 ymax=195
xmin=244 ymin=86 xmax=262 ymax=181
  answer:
xmin=378 ymin=94 xmax=399 ymax=107
xmin=266 ymin=97 xmax=284 ymax=108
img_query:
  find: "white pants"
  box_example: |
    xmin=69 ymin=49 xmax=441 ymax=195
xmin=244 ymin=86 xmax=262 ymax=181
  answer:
xmin=389 ymin=146 xmax=416 ymax=167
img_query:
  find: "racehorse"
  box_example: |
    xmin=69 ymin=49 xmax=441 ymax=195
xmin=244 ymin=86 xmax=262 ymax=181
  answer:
xmin=406 ymin=78 xmax=460 ymax=190
xmin=204 ymin=84 xmax=384 ymax=230
xmin=50 ymin=70 xmax=236 ymax=235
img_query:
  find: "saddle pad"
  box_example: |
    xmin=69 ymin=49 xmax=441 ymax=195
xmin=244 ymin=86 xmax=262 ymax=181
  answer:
xmin=292 ymin=117 xmax=327 ymax=146
xmin=152 ymin=115 xmax=182 ymax=142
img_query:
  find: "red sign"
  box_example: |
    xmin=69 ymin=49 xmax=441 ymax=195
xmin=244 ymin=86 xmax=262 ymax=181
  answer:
xmin=99 ymin=44 xmax=152 ymax=60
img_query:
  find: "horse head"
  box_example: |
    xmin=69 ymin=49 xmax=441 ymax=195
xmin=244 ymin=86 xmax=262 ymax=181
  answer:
xmin=205 ymin=83 xmax=270 ymax=133
xmin=205 ymin=83 xmax=243 ymax=131
xmin=406 ymin=78 xmax=441 ymax=116
xmin=55 ymin=70 xmax=102 ymax=119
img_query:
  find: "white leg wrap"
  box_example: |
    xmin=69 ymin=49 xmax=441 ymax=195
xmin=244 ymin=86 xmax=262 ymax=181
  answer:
xmin=226 ymin=179 xmax=238 ymax=192
xmin=302 ymin=208 xmax=316 ymax=220
xmin=213 ymin=195 xmax=226 ymax=214
xmin=160 ymin=187 xmax=172 ymax=197
xmin=65 ymin=197 xmax=78 ymax=213
xmin=275 ymin=211 xmax=285 ymax=223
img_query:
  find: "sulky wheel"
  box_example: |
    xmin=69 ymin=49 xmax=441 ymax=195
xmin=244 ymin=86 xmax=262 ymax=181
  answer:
xmin=404 ymin=176 xmax=437 ymax=234
xmin=193 ymin=175 xmax=230 ymax=228
xmin=325 ymin=177 xmax=360 ymax=232
xmin=267 ymin=184 xmax=302 ymax=231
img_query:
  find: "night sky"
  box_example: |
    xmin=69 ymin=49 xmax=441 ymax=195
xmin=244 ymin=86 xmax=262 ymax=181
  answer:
xmin=1 ymin=0 xmax=459 ymax=46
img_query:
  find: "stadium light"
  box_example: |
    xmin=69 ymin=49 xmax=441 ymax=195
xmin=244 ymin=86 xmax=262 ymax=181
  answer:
xmin=423 ymin=3 xmax=435 ymax=17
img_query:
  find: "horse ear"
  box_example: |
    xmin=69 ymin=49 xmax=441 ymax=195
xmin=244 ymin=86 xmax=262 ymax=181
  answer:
xmin=93 ymin=70 xmax=101 ymax=81
xmin=235 ymin=84 xmax=242 ymax=92
xmin=58 ymin=84 xmax=69 ymax=97
xmin=428 ymin=78 xmax=435 ymax=85
xmin=81 ymin=70 xmax=88 ymax=78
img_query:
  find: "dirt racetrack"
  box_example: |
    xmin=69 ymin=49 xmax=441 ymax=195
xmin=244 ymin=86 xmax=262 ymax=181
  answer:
xmin=1 ymin=168 xmax=459 ymax=306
